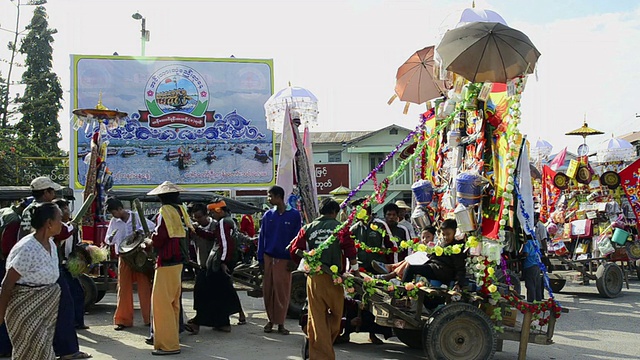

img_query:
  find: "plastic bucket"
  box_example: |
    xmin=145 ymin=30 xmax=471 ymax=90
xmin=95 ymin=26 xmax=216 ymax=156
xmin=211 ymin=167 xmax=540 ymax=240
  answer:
xmin=412 ymin=180 xmax=433 ymax=205
xmin=612 ymin=228 xmax=630 ymax=246
xmin=456 ymin=173 xmax=483 ymax=206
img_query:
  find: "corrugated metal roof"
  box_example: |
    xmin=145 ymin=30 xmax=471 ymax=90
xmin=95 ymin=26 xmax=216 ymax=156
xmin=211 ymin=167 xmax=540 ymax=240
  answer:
xmin=620 ymin=131 xmax=640 ymax=143
xmin=274 ymin=124 xmax=413 ymax=144
xmin=275 ymin=131 xmax=372 ymax=144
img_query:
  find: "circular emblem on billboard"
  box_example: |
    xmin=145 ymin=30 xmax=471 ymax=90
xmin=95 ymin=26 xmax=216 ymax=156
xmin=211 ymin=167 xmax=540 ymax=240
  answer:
xmin=144 ymin=65 xmax=209 ymax=118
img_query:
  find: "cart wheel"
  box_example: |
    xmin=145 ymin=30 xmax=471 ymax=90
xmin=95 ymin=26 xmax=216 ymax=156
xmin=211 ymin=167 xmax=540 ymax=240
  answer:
xmin=549 ymin=278 xmax=566 ymax=293
xmin=78 ymin=273 xmax=98 ymax=311
xmin=287 ymin=271 xmax=307 ymax=319
xmin=496 ymin=269 xmax=521 ymax=296
xmin=596 ymin=263 xmax=623 ymax=298
xmin=423 ymin=302 xmax=496 ymax=360
xmin=394 ymin=328 xmax=424 ymax=349
xmin=96 ymin=290 xmax=107 ymax=303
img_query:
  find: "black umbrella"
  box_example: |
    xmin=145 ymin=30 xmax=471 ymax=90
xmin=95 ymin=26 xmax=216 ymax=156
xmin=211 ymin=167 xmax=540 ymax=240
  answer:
xmin=436 ymin=22 xmax=541 ymax=83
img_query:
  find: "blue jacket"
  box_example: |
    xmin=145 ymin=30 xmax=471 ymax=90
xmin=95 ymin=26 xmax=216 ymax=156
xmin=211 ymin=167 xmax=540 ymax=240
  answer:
xmin=258 ymin=206 xmax=302 ymax=262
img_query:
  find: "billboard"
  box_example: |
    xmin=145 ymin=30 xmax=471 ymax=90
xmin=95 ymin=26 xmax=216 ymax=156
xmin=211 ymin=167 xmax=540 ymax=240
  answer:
xmin=69 ymin=55 xmax=274 ymax=190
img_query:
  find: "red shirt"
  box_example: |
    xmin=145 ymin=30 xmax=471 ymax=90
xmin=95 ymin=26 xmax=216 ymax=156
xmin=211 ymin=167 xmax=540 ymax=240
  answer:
xmin=240 ymin=215 xmax=255 ymax=237
xmin=1 ymin=222 xmax=20 ymax=259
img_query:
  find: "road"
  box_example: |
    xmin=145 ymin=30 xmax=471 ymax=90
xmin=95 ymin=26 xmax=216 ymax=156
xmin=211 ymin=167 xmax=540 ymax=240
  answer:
xmin=77 ymin=276 xmax=640 ymax=360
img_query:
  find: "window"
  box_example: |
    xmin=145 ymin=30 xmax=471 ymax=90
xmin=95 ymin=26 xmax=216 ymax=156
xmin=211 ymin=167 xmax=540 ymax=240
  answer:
xmin=328 ymin=151 xmax=342 ymax=163
xmin=370 ymin=153 xmax=385 ymax=173
xmin=389 ymin=128 xmax=398 ymax=135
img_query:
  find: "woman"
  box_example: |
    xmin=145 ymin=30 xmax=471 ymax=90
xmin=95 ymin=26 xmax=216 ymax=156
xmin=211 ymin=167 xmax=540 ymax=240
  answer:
xmin=0 ymin=202 xmax=62 ymax=360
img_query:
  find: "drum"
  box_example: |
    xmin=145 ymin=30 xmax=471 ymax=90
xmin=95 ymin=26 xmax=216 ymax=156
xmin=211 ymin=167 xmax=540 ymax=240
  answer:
xmin=119 ymin=231 xmax=155 ymax=276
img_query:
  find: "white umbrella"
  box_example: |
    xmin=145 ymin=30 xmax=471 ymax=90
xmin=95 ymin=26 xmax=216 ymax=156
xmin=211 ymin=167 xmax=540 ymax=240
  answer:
xmin=456 ymin=8 xmax=507 ymax=27
xmin=264 ymin=85 xmax=319 ymax=131
xmin=596 ymin=136 xmax=635 ymax=163
xmin=531 ymin=139 xmax=553 ymax=160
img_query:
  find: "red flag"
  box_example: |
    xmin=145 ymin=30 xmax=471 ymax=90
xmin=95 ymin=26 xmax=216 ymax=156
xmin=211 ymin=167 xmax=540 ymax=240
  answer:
xmin=541 ymin=165 xmax=560 ymax=222
xmin=549 ymin=147 xmax=567 ymax=171
xmin=619 ymin=159 xmax=640 ymax=228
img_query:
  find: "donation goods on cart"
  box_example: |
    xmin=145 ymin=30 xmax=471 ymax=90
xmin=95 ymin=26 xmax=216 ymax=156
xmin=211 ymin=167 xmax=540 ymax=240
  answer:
xmin=297 ymin=21 xmax=564 ymax=360
xmin=539 ymin=139 xmax=640 ymax=296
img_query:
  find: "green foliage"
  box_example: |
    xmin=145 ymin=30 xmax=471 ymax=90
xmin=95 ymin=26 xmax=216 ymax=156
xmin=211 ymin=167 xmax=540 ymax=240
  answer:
xmin=16 ymin=5 xmax=62 ymax=156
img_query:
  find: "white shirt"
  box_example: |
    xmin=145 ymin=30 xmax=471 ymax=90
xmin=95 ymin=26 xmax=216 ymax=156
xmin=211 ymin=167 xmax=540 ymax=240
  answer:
xmin=105 ymin=210 xmax=155 ymax=255
xmin=7 ymin=234 xmax=59 ymax=286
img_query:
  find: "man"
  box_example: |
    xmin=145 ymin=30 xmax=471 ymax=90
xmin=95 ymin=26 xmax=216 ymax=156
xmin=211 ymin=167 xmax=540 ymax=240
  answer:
xmin=349 ymin=198 xmax=388 ymax=273
xmin=258 ymin=185 xmax=301 ymax=335
xmin=382 ymin=203 xmax=411 ymax=263
xmin=53 ymin=199 xmax=88 ymax=330
xmin=147 ymin=181 xmax=192 ymax=356
xmin=105 ymin=198 xmax=154 ymax=331
xmin=402 ymin=219 xmax=466 ymax=292
xmin=395 ymin=200 xmax=417 ymax=239
xmin=18 ymin=176 xmax=61 ymax=239
xmin=188 ymin=203 xmax=217 ymax=268
xmin=290 ymin=198 xmax=358 ymax=360
xmin=521 ymin=235 xmax=543 ymax=302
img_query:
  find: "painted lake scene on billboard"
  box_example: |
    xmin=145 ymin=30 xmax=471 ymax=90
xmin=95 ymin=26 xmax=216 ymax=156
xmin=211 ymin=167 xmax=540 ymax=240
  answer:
xmin=70 ymin=56 xmax=274 ymax=188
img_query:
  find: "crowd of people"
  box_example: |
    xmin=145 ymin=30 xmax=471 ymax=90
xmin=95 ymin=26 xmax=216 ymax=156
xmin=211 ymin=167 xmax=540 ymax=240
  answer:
xmin=0 ymin=177 xmax=547 ymax=360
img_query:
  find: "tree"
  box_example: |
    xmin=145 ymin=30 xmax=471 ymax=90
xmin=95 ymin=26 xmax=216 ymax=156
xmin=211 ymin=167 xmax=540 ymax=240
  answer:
xmin=16 ymin=4 xmax=62 ymax=156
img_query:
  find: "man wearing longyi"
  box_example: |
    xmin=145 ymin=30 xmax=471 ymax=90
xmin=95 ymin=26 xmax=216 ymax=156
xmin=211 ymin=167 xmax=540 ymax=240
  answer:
xmin=146 ymin=181 xmax=193 ymax=356
xmin=105 ymin=198 xmax=155 ymax=331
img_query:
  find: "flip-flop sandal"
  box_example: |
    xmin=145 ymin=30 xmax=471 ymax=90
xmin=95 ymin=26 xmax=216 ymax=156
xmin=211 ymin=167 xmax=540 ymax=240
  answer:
xmin=277 ymin=326 xmax=290 ymax=335
xmin=263 ymin=322 xmax=273 ymax=333
xmin=61 ymin=351 xmax=92 ymax=359
xmin=113 ymin=324 xmax=127 ymax=331
xmin=237 ymin=319 xmax=247 ymax=325
xmin=184 ymin=323 xmax=199 ymax=335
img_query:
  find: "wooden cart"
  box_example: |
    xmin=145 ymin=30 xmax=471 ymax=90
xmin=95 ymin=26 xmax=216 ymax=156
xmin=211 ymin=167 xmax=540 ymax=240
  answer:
xmin=365 ymin=283 xmax=564 ymax=360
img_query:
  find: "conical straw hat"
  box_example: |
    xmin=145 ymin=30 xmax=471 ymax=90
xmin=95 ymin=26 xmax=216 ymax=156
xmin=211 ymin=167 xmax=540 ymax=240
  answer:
xmin=147 ymin=181 xmax=185 ymax=195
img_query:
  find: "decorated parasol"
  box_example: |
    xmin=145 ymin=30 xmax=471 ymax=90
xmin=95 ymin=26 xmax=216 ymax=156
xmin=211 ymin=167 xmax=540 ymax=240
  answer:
xmin=565 ymin=117 xmax=604 ymax=156
xmin=531 ymin=139 xmax=553 ymax=162
xmin=264 ymin=84 xmax=319 ymax=132
xmin=264 ymin=86 xmax=319 ymax=222
xmin=72 ymin=94 xmax=127 ymax=226
xmin=596 ymin=135 xmax=635 ymax=163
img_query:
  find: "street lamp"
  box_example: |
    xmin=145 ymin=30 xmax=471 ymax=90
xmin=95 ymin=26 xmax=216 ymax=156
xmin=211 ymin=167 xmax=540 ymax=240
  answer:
xmin=132 ymin=12 xmax=149 ymax=56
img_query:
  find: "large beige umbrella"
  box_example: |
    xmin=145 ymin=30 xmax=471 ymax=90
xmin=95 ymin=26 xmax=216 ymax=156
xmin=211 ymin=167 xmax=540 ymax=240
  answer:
xmin=437 ymin=22 xmax=540 ymax=83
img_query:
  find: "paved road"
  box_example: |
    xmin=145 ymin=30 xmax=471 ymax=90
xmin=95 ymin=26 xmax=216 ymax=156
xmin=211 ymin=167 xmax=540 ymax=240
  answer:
xmin=78 ymin=276 xmax=640 ymax=360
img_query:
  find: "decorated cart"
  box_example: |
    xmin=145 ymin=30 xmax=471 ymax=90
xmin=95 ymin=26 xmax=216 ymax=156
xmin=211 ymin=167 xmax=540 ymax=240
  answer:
xmin=537 ymin=130 xmax=640 ymax=297
xmin=298 ymin=15 xmax=566 ymax=360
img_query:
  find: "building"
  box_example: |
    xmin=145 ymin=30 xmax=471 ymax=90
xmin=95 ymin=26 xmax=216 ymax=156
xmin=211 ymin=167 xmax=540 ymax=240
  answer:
xmin=619 ymin=131 xmax=640 ymax=157
xmin=237 ymin=124 xmax=416 ymax=214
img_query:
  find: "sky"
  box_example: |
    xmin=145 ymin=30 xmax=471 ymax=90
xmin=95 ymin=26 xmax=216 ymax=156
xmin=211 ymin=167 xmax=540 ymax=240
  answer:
xmin=1 ymin=0 xmax=639 ymax=155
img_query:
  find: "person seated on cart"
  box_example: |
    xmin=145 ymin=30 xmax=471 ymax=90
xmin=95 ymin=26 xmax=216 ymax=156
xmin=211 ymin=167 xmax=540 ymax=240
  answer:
xmin=371 ymin=227 xmax=436 ymax=281
xmin=401 ymin=219 xmax=467 ymax=292
xmin=382 ymin=203 xmax=412 ymax=263
xmin=349 ymin=198 xmax=389 ymax=273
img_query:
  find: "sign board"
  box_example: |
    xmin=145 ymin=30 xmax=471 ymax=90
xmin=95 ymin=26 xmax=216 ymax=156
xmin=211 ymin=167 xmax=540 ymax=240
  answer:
xmin=315 ymin=164 xmax=350 ymax=195
xmin=69 ymin=55 xmax=275 ymax=190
